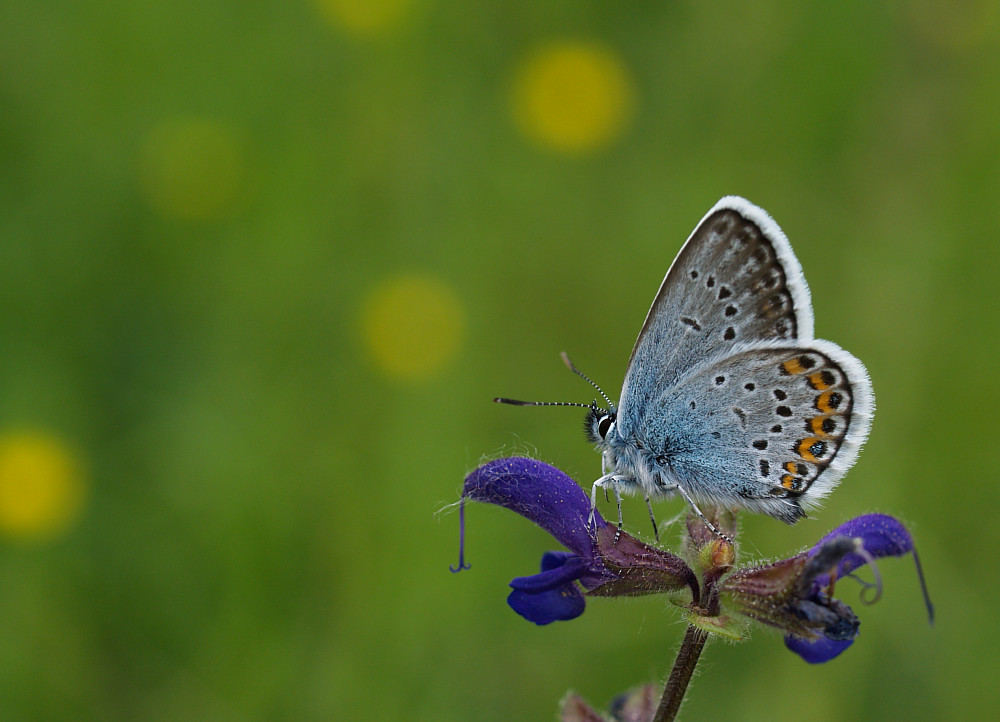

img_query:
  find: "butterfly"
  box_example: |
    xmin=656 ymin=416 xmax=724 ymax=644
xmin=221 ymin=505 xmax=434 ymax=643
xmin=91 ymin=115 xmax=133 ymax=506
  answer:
xmin=497 ymin=197 xmax=873 ymax=539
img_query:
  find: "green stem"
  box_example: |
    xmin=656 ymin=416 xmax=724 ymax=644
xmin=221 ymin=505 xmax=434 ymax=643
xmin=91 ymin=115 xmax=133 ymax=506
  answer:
xmin=652 ymin=624 xmax=709 ymax=722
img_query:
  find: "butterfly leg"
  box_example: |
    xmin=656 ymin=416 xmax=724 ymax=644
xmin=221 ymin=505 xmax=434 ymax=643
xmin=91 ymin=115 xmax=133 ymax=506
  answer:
xmin=644 ymin=496 xmax=659 ymax=542
xmin=612 ymin=484 xmax=625 ymax=542
xmin=668 ymin=482 xmax=733 ymax=545
xmin=600 ymin=457 xmax=612 ymax=503
xmin=606 ymin=475 xmax=635 ymax=542
xmin=589 ymin=474 xmax=625 ymax=541
xmin=589 ymin=474 xmax=613 ymax=531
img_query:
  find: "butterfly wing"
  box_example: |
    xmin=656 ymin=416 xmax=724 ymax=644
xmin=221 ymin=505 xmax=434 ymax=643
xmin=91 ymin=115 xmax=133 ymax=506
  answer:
xmin=634 ymin=340 xmax=873 ymax=522
xmin=618 ymin=197 xmax=814 ymax=433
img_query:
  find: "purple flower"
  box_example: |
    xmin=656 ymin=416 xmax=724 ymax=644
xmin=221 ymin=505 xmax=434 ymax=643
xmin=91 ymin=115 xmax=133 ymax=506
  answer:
xmin=453 ymin=458 xmax=932 ymax=663
xmin=453 ymin=457 xmax=697 ymax=625
xmin=785 ymin=513 xmax=933 ymax=663
xmin=723 ymin=513 xmax=934 ymax=663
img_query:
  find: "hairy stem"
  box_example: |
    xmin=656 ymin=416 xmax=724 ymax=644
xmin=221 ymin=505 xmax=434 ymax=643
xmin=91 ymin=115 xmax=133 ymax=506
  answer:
xmin=652 ymin=624 xmax=709 ymax=722
xmin=653 ymin=563 xmax=722 ymax=722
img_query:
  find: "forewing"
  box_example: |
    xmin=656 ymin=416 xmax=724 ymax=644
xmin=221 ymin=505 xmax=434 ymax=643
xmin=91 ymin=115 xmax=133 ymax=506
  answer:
xmin=619 ymin=197 xmax=814 ymax=432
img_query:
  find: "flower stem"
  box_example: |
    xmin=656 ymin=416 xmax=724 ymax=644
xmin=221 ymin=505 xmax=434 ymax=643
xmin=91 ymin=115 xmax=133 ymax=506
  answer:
xmin=652 ymin=624 xmax=709 ymax=722
xmin=654 ymin=572 xmax=720 ymax=722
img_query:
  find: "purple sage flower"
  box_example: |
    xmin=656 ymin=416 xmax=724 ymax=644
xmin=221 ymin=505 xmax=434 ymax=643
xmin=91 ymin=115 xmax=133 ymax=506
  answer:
xmin=723 ymin=513 xmax=933 ymax=663
xmin=453 ymin=457 xmax=697 ymax=625
xmin=785 ymin=513 xmax=933 ymax=663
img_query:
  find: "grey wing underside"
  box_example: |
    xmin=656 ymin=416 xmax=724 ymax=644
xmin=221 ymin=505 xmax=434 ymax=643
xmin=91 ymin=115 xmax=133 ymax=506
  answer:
xmin=618 ymin=197 xmax=815 ymax=433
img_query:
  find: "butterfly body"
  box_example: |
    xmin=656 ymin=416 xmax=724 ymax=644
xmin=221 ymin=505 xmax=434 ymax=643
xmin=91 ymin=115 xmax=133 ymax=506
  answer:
xmin=582 ymin=197 xmax=873 ymax=525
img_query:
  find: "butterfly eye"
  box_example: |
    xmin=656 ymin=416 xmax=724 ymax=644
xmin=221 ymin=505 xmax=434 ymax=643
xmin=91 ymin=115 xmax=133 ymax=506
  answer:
xmin=598 ymin=415 xmax=614 ymax=439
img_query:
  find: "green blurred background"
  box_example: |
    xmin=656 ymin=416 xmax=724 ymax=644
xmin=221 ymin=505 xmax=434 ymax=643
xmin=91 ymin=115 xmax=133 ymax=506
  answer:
xmin=0 ymin=1 xmax=995 ymax=719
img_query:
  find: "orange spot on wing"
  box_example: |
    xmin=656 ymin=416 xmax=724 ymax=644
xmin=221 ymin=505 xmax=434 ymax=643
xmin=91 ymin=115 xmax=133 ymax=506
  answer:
xmin=797 ymin=437 xmax=828 ymax=462
xmin=808 ymin=371 xmax=833 ymax=390
xmin=809 ymin=417 xmax=827 ymax=436
xmin=782 ymin=358 xmax=806 ymax=375
xmin=782 ymin=354 xmax=817 ymax=376
xmin=816 ymin=390 xmax=844 ymax=413
xmin=780 ymin=474 xmax=805 ymax=491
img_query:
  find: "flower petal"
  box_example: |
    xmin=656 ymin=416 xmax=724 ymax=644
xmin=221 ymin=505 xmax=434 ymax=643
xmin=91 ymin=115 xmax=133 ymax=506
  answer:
xmin=818 ymin=514 xmax=935 ymax=625
xmin=588 ymin=524 xmax=699 ymax=599
xmin=509 ymin=552 xmax=590 ymax=593
xmin=808 ymin=513 xmax=917 ymax=590
xmin=784 ymin=634 xmax=855 ymax=664
xmin=463 ymin=457 xmax=606 ymax=557
xmin=508 ymin=551 xmax=593 ymax=624
xmin=508 ymin=582 xmax=586 ymax=625
xmin=782 ymin=514 xmax=933 ymax=663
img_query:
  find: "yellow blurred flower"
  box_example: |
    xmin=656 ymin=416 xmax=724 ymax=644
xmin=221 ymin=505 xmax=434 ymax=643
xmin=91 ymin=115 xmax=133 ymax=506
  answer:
xmin=0 ymin=431 xmax=86 ymax=541
xmin=315 ymin=0 xmax=413 ymax=36
xmin=139 ymin=117 xmax=246 ymax=222
xmin=511 ymin=40 xmax=636 ymax=154
xmin=361 ymin=273 xmax=464 ymax=381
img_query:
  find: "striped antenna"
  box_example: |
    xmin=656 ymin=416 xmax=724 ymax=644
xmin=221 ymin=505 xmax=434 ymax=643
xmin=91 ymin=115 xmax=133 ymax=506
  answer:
xmin=493 ymin=397 xmax=597 ymax=409
xmin=560 ymin=352 xmax=615 ymax=410
xmin=493 ymin=353 xmax=614 ymax=412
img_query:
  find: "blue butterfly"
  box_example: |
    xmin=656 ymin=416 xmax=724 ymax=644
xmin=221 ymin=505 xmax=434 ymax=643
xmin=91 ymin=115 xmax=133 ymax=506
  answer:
xmin=499 ymin=197 xmax=873 ymax=539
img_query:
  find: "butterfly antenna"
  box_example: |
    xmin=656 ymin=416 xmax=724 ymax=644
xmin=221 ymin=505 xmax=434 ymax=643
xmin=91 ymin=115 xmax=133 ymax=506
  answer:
xmin=560 ymin=352 xmax=615 ymax=410
xmin=493 ymin=397 xmax=597 ymax=410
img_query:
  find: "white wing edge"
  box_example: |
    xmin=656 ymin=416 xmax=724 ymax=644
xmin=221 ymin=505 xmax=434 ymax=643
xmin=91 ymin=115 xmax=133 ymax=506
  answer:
xmin=710 ymin=196 xmax=816 ymax=341
xmin=794 ymin=337 xmax=875 ymax=506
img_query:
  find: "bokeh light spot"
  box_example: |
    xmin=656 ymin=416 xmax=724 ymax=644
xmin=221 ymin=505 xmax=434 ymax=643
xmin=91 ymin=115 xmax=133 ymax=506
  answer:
xmin=0 ymin=431 xmax=86 ymax=541
xmin=361 ymin=274 xmax=464 ymax=381
xmin=511 ymin=40 xmax=636 ymax=154
xmin=315 ymin=0 xmax=413 ymax=36
xmin=139 ymin=117 xmax=245 ymax=221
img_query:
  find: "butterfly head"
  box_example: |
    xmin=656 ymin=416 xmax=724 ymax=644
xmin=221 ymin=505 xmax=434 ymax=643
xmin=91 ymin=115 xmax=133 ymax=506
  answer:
xmin=584 ymin=404 xmax=617 ymax=445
